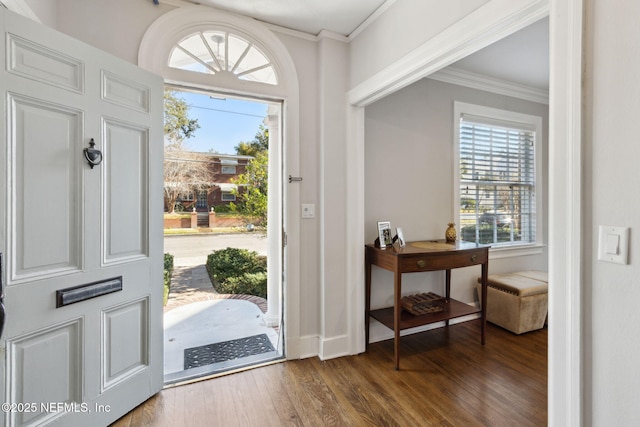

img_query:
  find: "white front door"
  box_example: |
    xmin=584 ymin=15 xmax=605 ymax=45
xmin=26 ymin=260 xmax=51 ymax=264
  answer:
xmin=0 ymin=9 xmax=163 ymax=427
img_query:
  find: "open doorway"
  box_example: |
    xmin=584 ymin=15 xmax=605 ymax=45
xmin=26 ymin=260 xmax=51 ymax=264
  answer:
xmin=161 ymin=87 xmax=284 ymax=385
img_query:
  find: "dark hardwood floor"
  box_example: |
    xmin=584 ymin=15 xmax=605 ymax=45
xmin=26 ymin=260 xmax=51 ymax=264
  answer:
xmin=112 ymin=320 xmax=547 ymax=426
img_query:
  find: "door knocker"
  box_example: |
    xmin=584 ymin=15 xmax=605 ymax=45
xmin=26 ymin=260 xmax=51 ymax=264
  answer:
xmin=84 ymin=138 xmax=102 ymax=169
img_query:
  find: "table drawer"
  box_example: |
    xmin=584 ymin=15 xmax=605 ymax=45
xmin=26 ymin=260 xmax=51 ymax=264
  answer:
xmin=400 ymin=250 xmax=487 ymax=272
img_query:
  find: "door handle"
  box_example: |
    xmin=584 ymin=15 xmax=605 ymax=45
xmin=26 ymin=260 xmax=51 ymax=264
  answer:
xmin=0 ymin=252 xmax=5 ymax=340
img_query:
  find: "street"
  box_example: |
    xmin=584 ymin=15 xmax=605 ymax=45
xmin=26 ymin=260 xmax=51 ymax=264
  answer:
xmin=163 ymin=233 xmax=268 ymax=266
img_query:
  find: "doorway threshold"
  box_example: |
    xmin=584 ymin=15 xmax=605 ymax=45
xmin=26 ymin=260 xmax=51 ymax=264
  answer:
xmin=163 ymin=352 xmax=284 ymax=387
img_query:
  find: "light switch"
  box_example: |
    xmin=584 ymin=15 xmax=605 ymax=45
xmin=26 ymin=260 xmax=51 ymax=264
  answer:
xmin=598 ymin=226 xmax=629 ymax=264
xmin=302 ymin=204 xmax=315 ymax=219
xmin=605 ymin=234 xmax=619 ymax=255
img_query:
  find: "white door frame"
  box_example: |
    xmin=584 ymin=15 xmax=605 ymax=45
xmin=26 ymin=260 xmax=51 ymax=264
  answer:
xmin=137 ymin=6 xmax=303 ymax=358
xmin=345 ymin=1 xmax=583 ymax=425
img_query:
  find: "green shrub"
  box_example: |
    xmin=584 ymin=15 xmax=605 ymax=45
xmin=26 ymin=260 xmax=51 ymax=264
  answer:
xmin=164 ymin=253 xmax=174 ymax=273
xmin=206 ymin=247 xmax=267 ymax=298
xmin=216 ymin=272 xmax=267 ymax=299
xmin=211 ymin=204 xmax=233 ymax=213
xmin=206 ymin=247 xmax=266 ymax=284
xmin=163 ymin=253 xmax=174 ymax=305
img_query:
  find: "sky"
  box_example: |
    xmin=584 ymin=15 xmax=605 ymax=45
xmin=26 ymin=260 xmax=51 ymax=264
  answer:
xmin=173 ymin=90 xmax=268 ymax=155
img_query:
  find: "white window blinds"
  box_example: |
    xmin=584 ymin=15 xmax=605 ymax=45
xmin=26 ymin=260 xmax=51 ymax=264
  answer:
xmin=458 ymin=114 xmax=537 ymax=246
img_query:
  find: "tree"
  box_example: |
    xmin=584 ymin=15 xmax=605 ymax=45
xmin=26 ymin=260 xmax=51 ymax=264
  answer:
xmin=163 ymin=90 xmax=212 ymax=213
xmin=164 ymin=90 xmax=199 ymax=145
xmin=230 ymin=150 xmax=268 ymax=225
xmin=164 ymin=149 xmax=213 ymax=213
xmin=234 ymin=125 xmax=269 ymax=157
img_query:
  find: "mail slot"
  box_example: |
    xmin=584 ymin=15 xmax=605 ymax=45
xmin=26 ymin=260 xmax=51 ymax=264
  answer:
xmin=56 ymin=277 xmax=122 ymax=308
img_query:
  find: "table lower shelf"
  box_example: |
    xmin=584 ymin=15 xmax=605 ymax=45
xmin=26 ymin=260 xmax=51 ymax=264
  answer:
xmin=369 ymin=298 xmax=480 ymax=330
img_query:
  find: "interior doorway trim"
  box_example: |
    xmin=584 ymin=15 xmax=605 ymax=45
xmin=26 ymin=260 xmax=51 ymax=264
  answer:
xmin=548 ymin=1 xmax=583 ymax=425
xmin=346 ymin=0 xmax=582 ymax=425
xmin=347 ymin=1 xmax=549 ymax=107
xmin=137 ymin=5 xmax=303 ymax=359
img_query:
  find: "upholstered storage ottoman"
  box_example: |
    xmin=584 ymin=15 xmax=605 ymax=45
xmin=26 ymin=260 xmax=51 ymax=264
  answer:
xmin=477 ymin=270 xmax=548 ymax=334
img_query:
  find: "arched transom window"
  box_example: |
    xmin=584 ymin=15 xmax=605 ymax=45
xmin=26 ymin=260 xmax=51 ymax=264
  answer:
xmin=169 ymin=30 xmax=278 ymax=85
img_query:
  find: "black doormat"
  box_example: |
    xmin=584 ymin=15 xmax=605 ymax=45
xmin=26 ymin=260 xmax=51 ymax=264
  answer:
xmin=184 ymin=334 xmax=275 ymax=370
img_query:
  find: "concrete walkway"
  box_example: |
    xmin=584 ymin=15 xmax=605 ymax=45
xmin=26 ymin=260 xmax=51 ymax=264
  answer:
xmin=164 ymin=264 xmax=268 ymax=313
xmin=163 ymin=253 xmax=277 ymax=382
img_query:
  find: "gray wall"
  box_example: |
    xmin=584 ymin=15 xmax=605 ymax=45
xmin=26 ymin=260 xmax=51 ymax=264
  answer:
xmin=584 ymin=0 xmax=640 ymax=423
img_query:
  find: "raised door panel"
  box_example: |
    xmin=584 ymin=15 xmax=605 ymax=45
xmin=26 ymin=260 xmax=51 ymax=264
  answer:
xmin=101 ymin=71 xmax=149 ymax=113
xmin=8 ymin=94 xmax=83 ymax=282
xmin=7 ymin=33 xmax=84 ymax=93
xmin=101 ymin=298 xmax=149 ymax=391
xmin=6 ymin=319 xmax=83 ymax=426
xmin=102 ymin=119 xmax=149 ymax=264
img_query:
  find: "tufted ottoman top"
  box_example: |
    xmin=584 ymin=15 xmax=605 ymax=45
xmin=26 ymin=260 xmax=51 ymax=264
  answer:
xmin=481 ymin=270 xmax=548 ymax=297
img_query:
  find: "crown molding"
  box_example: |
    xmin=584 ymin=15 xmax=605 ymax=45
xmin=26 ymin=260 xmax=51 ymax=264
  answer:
xmin=317 ymin=29 xmax=348 ymax=43
xmin=349 ymin=0 xmax=397 ymax=40
xmin=263 ymin=22 xmax=349 ymax=43
xmin=158 ymin=0 xmax=194 ymax=7
xmin=429 ymin=66 xmax=549 ymax=104
xmin=157 ymin=0 xmax=348 ymax=43
xmin=259 ymin=21 xmax=318 ymax=41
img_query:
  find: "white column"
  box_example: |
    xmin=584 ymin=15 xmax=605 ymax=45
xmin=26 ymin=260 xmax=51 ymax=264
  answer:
xmin=264 ymin=106 xmax=282 ymax=327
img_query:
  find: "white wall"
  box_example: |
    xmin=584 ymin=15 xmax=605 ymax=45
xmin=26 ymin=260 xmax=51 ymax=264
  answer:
xmin=270 ymin=31 xmax=322 ymax=341
xmin=55 ymin=0 xmax=168 ymax=64
xmin=317 ymin=35 xmax=350 ymax=356
xmin=24 ymin=0 xmax=56 ymax=27
xmin=365 ymin=78 xmax=548 ymax=339
xmin=584 ymin=0 xmax=640 ymax=424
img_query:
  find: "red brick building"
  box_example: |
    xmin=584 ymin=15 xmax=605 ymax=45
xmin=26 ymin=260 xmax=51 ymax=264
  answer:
xmin=171 ymin=153 xmax=254 ymax=213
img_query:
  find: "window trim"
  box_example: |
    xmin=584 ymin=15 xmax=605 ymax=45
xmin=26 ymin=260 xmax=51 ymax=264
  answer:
xmin=221 ymin=191 xmax=236 ymax=202
xmin=453 ymin=101 xmax=543 ymax=251
xmin=179 ymin=191 xmax=194 ymax=202
xmin=221 ymin=165 xmax=237 ymax=174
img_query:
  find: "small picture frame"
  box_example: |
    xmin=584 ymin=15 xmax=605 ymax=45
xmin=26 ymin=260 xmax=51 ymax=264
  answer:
xmin=395 ymin=227 xmax=405 ymax=247
xmin=377 ymin=221 xmax=392 ymax=247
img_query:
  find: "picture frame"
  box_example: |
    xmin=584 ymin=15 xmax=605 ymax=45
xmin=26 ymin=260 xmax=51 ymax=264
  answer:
xmin=377 ymin=221 xmax=392 ymax=247
xmin=395 ymin=227 xmax=405 ymax=247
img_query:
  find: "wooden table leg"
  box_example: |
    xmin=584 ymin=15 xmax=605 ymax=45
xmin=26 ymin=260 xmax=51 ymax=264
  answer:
xmin=445 ymin=269 xmax=451 ymax=326
xmin=481 ymin=261 xmax=488 ymax=345
xmin=394 ymin=269 xmax=402 ymax=370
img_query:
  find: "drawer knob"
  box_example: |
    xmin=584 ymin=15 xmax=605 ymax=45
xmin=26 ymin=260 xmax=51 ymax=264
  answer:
xmin=470 ymin=254 xmax=477 ymax=262
xmin=417 ymin=260 xmax=426 ymax=268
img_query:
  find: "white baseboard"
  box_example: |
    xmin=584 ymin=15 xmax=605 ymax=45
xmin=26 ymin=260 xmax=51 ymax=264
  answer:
xmin=318 ymin=334 xmax=350 ymax=361
xmin=287 ymin=308 xmax=481 ymax=360
xmin=286 ymin=334 xmax=319 ymax=360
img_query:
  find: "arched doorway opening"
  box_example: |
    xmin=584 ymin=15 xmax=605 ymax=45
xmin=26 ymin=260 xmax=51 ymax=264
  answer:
xmin=139 ymin=5 xmax=301 ymax=382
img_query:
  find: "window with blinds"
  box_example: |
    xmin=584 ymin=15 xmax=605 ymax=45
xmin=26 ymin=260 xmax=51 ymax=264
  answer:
xmin=455 ymin=103 xmax=541 ymax=247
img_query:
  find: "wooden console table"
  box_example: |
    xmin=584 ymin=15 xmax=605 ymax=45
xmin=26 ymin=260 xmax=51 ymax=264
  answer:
xmin=365 ymin=240 xmax=489 ymax=370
